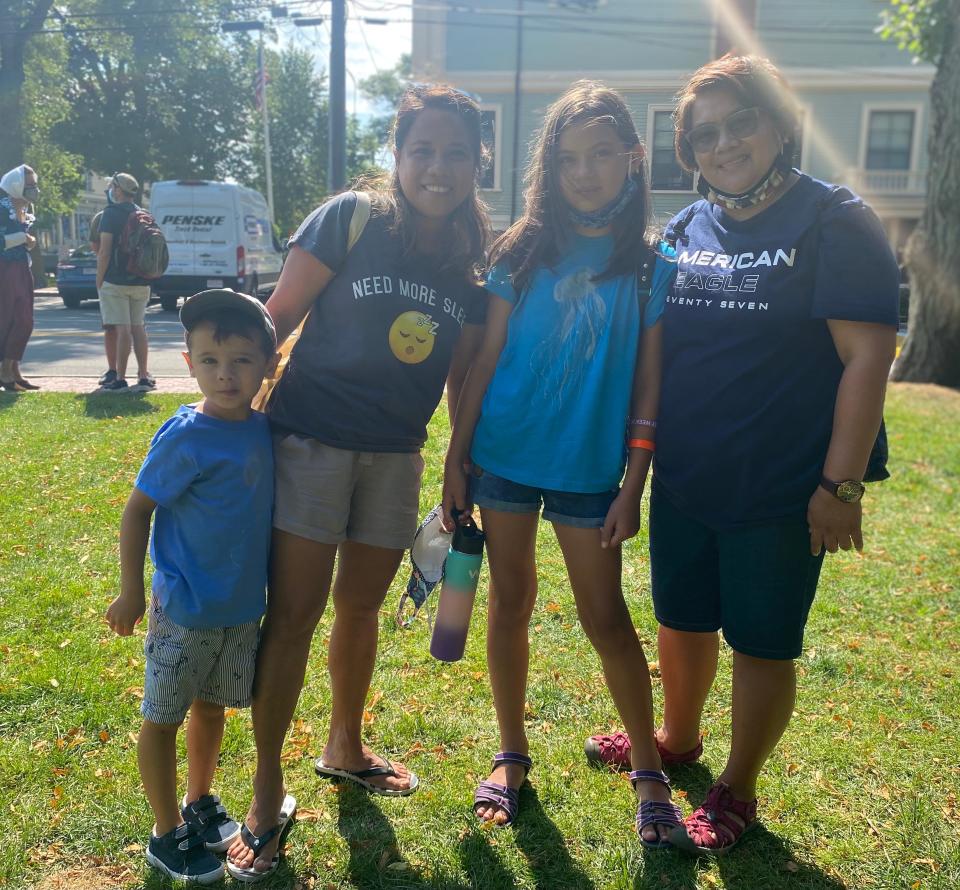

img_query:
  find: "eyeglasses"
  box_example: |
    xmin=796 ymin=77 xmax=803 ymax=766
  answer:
xmin=682 ymin=107 xmax=763 ymax=155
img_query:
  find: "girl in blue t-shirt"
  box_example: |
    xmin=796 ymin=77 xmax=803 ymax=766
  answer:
xmin=442 ymin=81 xmax=679 ymax=847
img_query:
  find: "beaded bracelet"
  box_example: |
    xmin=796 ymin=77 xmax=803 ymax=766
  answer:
xmin=629 ymin=417 xmax=657 ymax=428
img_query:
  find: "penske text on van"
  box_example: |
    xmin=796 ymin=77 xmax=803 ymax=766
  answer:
xmin=150 ymin=180 xmax=283 ymax=311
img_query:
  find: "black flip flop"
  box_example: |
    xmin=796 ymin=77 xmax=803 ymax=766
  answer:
xmin=315 ymin=755 xmax=420 ymax=797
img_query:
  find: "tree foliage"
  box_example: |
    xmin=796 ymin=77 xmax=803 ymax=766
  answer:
xmin=23 ymin=34 xmax=84 ymax=226
xmin=879 ymin=0 xmax=952 ymax=62
xmin=243 ymin=45 xmax=388 ymax=235
xmin=359 ymin=53 xmax=412 ymax=161
xmin=52 ymin=0 xmax=254 ymax=189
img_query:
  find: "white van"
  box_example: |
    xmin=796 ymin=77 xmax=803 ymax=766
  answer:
xmin=149 ymin=180 xmax=283 ymax=311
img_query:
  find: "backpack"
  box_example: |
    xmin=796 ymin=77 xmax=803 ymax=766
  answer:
xmin=665 ymin=200 xmax=890 ymax=483
xmin=117 ymin=207 xmax=169 ymax=280
xmin=252 ymin=190 xmax=372 ymax=412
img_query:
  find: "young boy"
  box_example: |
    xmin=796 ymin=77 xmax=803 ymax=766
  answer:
xmin=106 ymin=288 xmax=287 ymax=883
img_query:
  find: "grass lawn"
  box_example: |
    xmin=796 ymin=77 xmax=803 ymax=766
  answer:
xmin=1 ymin=383 xmax=958 ymax=890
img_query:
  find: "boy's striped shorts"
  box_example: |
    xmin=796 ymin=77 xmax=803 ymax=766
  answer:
xmin=140 ymin=599 xmax=260 ymax=725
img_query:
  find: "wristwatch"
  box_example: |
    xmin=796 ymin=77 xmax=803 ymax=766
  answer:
xmin=820 ymin=476 xmax=865 ymax=503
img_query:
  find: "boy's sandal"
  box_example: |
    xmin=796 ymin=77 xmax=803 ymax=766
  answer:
xmin=226 ymin=794 xmax=297 ymax=884
xmin=669 ymin=782 xmax=757 ymax=856
xmin=315 ymin=754 xmax=420 ymax=797
xmin=585 ymin=730 xmax=704 ymax=770
xmin=473 ymin=751 xmax=533 ymax=827
xmin=630 ymin=769 xmax=684 ymax=850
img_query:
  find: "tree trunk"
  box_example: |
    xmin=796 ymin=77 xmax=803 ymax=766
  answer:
xmin=892 ymin=0 xmax=960 ymax=387
xmin=0 ymin=15 xmax=26 ymax=172
xmin=0 ymin=1 xmax=55 ymax=173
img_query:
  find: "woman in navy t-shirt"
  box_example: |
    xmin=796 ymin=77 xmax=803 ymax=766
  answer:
xmin=586 ymin=56 xmax=899 ymax=854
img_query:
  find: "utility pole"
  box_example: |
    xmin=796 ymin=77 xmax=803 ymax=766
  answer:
xmin=509 ymin=0 xmax=524 ymax=225
xmin=259 ymin=31 xmax=275 ymax=220
xmin=329 ymin=0 xmax=347 ymax=191
xmin=222 ymin=20 xmax=274 ymax=221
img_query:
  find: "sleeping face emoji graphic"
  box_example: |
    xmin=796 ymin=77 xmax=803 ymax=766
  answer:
xmin=388 ymin=311 xmax=436 ymax=364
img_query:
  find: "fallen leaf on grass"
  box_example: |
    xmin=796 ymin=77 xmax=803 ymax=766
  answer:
xmin=295 ymin=808 xmax=328 ymax=822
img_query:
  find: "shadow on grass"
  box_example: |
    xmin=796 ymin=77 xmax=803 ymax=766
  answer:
xmin=336 ymin=783 xmax=468 ymax=889
xmin=456 ymin=784 xmax=594 ymax=890
xmin=630 ymin=772 xmax=851 ymax=890
xmin=81 ymin=391 xmax=160 ymax=418
xmin=512 ymin=784 xmax=596 ymax=889
xmin=0 ymin=391 xmax=23 ymax=411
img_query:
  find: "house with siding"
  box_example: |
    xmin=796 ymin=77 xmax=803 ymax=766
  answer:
xmin=411 ymin=0 xmax=932 ymax=251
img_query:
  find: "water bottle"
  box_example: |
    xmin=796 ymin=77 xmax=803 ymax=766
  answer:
xmin=429 ymin=513 xmax=485 ymax=662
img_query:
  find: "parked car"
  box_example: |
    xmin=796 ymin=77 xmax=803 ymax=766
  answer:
xmin=56 ymin=248 xmax=99 ymax=308
xmin=149 ymin=180 xmax=283 ymax=312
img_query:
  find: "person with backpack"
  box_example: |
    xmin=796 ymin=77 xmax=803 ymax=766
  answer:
xmin=96 ymin=172 xmax=161 ymax=391
xmin=584 ymin=55 xmax=899 ymax=855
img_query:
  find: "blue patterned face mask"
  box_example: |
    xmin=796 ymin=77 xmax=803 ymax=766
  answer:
xmin=566 ymin=175 xmax=638 ymax=229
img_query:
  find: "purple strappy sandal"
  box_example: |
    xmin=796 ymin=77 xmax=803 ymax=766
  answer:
xmin=473 ymin=751 xmax=532 ymax=827
xmin=630 ymin=769 xmax=683 ymax=850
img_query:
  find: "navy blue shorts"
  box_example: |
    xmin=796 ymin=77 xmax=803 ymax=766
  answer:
xmin=469 ymin=465 xmax=618 ymax=529
xmin=649 ymin=482 xmax=824 ymax=660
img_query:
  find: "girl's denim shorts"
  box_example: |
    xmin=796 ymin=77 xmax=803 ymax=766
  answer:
xmin=469 ymin=465 xmax=618 ymax=529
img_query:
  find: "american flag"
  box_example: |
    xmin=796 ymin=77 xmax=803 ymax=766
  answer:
xmin=254 ymin=43 xmax=270 ymax=110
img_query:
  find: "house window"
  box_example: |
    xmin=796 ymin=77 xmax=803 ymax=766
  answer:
xmin=651 ymin=110 xmax=693 ymax=191
xmin=866 ymin=111 xmax=915 ymax=170
xmin=479 ymin=107 xmax=499 ymax=190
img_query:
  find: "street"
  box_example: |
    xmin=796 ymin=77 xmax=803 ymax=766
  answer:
xmin=19 ymin=289 xmax=196 ymax=391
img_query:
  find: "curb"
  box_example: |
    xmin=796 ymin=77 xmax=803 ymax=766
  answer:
xmin=5 ymin=377 xmax=200 ymax=394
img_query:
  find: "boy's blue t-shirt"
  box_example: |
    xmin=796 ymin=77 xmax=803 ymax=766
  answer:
xmin=657 ymin=173 xmax=899 ymax=528
xmin=135 ymin=405 xmax=274 ymax=629
xmin=471 ymin=235 xmax=674 ymax=493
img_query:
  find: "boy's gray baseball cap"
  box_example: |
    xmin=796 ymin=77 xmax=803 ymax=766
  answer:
xmin=180 ymin=288 xmax=277 ymax=348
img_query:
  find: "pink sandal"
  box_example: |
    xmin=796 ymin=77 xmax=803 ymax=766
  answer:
xmin=669 ymin=782 xmax=757 ymax=856
xmin=584 ymin=730 xmax=703 ymax=771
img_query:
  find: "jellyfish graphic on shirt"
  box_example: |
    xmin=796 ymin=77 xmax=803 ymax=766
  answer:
xmin=529 ymin=266 xmax=607 ymax=403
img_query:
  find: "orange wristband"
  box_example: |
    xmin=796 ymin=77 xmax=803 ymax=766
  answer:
xmin=627 ymin=438 xmax=656 ymax=452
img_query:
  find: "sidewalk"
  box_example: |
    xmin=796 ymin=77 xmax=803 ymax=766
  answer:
xmin=20 ymin=377 xmax=199 ymax=394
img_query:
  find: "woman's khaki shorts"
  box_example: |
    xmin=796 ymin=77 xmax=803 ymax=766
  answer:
xmin=98 ymin=281 xmax=151 ymax=326
xmin=273 ymin=433 xmax=425 ymax=550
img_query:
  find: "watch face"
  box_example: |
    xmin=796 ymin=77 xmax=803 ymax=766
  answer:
xmin=836 ymin=480 xmax=865 ymax=503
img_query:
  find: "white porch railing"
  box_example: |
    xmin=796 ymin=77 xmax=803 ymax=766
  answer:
xmin=845 ymin=168 xmax=927 ymax=195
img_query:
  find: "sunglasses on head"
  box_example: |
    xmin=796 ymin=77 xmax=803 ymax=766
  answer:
xmin=682 ymin=106 xmax=763 ymax=155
